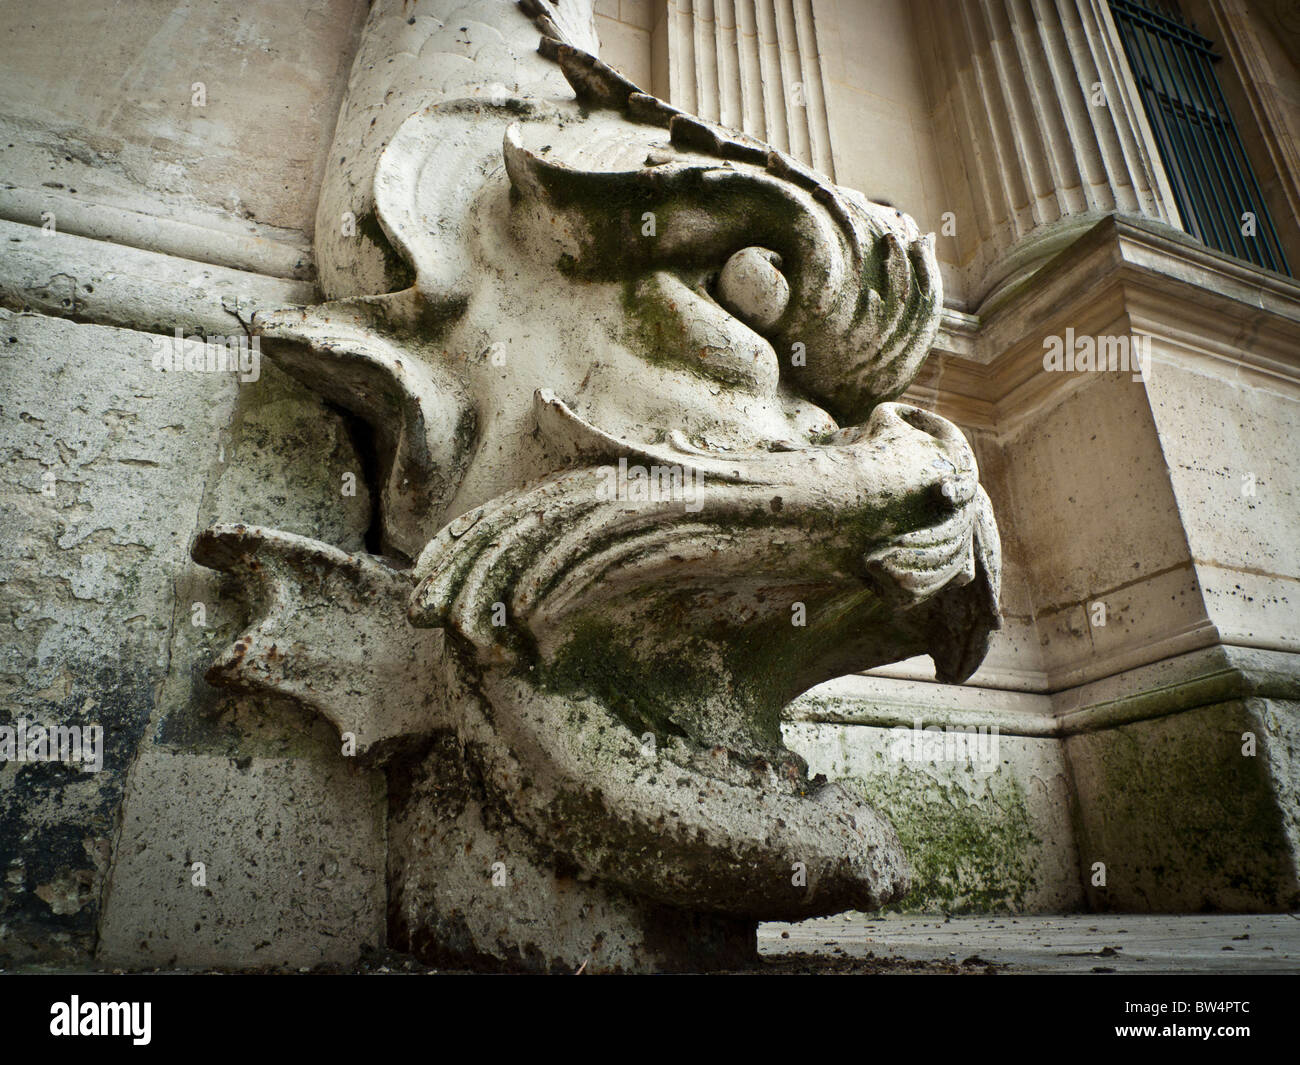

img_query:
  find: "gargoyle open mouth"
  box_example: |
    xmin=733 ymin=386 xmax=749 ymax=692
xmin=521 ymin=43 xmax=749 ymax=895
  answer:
xmin=393 ymin=389 xmax=998 ymax=918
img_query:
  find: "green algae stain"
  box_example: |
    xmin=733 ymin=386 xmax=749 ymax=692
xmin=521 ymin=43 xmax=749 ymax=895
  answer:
xmin=844 ymin=771 xmax=1043 ymax=914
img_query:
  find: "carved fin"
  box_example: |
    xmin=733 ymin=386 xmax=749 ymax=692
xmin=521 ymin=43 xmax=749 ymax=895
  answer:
xmin=518 ymin=0 xmax=596 ymax=52
xmin=542 ymin=39 xmax=646 ymax=109
xmin=192 ymin=524 xmax=445 ymax=762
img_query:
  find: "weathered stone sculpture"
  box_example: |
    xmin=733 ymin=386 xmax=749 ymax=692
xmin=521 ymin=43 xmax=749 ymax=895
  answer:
xmin=192 ymin=6 xmax=1001 ymax=971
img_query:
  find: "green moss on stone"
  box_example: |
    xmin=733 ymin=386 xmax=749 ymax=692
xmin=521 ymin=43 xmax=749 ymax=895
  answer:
xmin=845 ymin=771 xmax=1043 ymax=914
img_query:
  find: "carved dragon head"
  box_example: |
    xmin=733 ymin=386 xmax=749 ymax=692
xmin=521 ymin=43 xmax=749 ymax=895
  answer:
xmin=193 ymin=8 xmax=1001 ymax=939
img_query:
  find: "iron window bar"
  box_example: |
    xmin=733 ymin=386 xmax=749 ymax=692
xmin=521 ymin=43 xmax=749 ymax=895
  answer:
xmin=1109 ymin=0 xmax=1291 ymax=276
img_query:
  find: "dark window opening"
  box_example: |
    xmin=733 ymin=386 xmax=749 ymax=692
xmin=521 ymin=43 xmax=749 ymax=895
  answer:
xmin=1110 ymin=0 xmax=1291 ymax=275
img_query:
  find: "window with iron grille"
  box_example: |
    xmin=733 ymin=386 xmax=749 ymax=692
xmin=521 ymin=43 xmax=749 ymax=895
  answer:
xmin=1109 ymin=0 xmax=1291 ymax=276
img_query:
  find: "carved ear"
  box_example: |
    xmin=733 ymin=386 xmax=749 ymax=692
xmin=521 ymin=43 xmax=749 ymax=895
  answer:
xmin=374 ymin=100 xmax=562 ymax=309
xmin=376 ymin=97 xmax=676 ymax=289
xmin=374 ymin=104 xmax=485 ymax=309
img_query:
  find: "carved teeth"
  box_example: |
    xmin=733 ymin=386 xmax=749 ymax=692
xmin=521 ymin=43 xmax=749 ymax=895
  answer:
xmin=882 ymin=231 xmax=910 ymax=298
xmin=865 ymin=288 xmax=884 ymax=325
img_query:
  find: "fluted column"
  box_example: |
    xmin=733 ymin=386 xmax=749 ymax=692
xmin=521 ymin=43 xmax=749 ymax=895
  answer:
xmin=664 ymin=0 xmax=835 ymax=176
xmin=914 ymin=0 xmax=1182 ymax=307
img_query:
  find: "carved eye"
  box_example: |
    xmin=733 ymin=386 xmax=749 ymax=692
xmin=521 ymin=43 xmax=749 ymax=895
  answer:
xmin=714 ymin=247 xmax=789 ymax=335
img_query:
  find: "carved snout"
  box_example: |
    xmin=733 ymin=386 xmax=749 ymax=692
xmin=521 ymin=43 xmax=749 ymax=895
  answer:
xmin=818 ymin=402 xmax=986 ymax=606
xmin=835 ymin=404 xmax=1003 ymax=684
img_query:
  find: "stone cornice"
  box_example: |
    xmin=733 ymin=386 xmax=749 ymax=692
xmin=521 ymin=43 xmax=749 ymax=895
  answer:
xmin=0 ymin=218 xmax=316 ymax=337
xmin=786 ymin=644 xmax=1300 ymax=736
xmin=914 ymin=215 xmax=1300 ymax=431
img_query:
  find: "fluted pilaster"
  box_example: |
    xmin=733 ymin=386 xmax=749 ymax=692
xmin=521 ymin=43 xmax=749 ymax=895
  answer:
xmin=664 ymin=0 xmax=834 ymax=176
xmin=915 ymin=0 xmax=1182 ymax=307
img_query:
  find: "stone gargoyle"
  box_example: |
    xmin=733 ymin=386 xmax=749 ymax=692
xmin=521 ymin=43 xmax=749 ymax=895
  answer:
xmin=192 ymin=15 xmax=1002 ymax=971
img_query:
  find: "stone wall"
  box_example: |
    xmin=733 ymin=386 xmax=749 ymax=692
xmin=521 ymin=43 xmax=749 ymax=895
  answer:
xmin=2 ymin=0 xmax=1299 ymax=968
